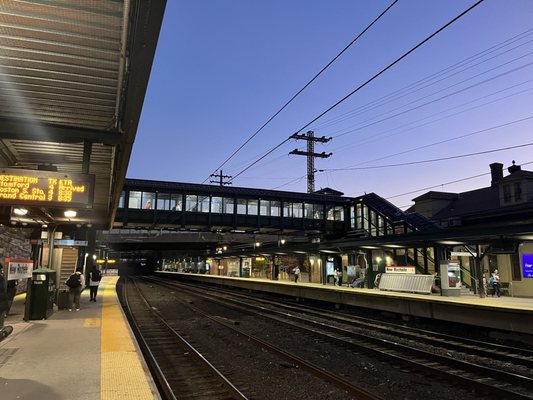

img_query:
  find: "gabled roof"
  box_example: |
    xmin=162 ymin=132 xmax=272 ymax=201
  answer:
xmin=432 ymin=186 xmax=500 ymax=220
xmin=412 ymin=191 xmax=458 ymax=202
xmin=314 ymin=187 xmax=344 ymax=196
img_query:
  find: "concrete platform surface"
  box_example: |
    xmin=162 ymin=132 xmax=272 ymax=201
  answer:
xmin=0 ymin=276 xmax=160 ymax=400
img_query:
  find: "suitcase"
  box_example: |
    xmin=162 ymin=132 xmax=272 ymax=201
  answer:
xmin=57 ymin=291 xmax=70 ymax=310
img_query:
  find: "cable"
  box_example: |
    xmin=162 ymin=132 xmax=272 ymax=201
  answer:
xmin=202 ymin=0 xmax=399 ymax=183
xmin=334 ymin=114 xmax=533 ymax=169
xmin=331 ymin=57 xmax=533 ymax=139
xmin=385 ymin=160 xmax=533 ymax=200
xmin=329 ymin=81 xmax=533 ymax=154
xmin=320 ymin=142 xmax=533 ymax=171
xmin=229 ymin=0 xmax=485 ymax=183
xmin=312 ymin=29 xmax=533 ymax=130
xmin=293 ymin=0 xmax=485 ymax=134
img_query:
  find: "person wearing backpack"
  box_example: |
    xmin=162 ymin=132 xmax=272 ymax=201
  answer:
xmin=88 ymin=266 xmax=102 ymax=302
xmin=491 ymin=269 xmax=501 ymax=297
xmin=65 ymin=270 xmax=85 ymax=311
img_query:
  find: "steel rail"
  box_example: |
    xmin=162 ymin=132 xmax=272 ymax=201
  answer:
xmin=120 ymin=278 xmax=177 ymax=400
xmin=127 ymin=278 xmax=249 ymax=400
xmin=145 ymin=277 xmax=533 ymax=400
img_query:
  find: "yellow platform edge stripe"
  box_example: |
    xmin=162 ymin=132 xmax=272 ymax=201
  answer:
xmin=101 ymin=276 xmax=160 ymax=400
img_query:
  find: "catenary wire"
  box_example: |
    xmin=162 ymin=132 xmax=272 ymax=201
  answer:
xmin=384 ymin=160 xmax=533 ymax=200
xmin=202 ymin=0 xmax=399 ymax=183
xmin=320 ymin=142 xmax=533 ymax=171
xmin=330 ymin=56 xmax=533 ymax=139
xmin=311 ymin=29 xmax=533 ymax=130
xmin=227 ymin=0 xmax=485 ymax=184
xmin=333 ymin=114 xmax=533 ymax=168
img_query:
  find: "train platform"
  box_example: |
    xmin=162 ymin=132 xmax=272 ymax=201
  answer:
xmin=0 ymin=276 xmax=160 ymax=400
xmin=157 ymin=271 xmax=533 ymax=336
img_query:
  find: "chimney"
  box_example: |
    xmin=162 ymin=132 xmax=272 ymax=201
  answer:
xmin=508 ymin=160 xmax=521 ymax=174
xmin=490 ymin=163 xmax=503 ymax=186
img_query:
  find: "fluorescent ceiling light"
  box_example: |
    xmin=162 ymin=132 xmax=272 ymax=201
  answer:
xmin=64 ymin=210 xmax=77 ymax=218
xmin=14 ymin=208 xmax=28 ymax=216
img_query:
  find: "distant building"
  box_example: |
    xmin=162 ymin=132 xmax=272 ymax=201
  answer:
xmin=408 ymin=162 xmax=533 ymax=297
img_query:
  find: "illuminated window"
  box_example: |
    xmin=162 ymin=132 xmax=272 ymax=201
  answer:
xmin=157 ymin=193 xmax=171 ymax=210
xmin=270 ymin=201 xmax=280 ymax=217
xmin=170 ymin=194 xmax=182 ymax=211
xmin=237 ymin=199 xmax=246 ymax=214
xmin=223 ymin=198 xmax=234 ymax=214
xmin=247 ymin=199 xmax=258 ymax=215
xmin=186 ymin=195 xmax=198 ymax=211
xmin=128 ymin=191 xmax=142 ymax=209
xmin=211 ymin=197 xmax=223 ymax=213
xmin=199 ymin=196 xmax=210 ymax=213
xmin=118 ymin=191 xmax=125 ymax=208
xmin=260 ymin=200 xmax=270 ymax=216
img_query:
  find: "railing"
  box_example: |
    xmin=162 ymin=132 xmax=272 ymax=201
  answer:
xmin=378 ymin=273 xmax=434 ymax=294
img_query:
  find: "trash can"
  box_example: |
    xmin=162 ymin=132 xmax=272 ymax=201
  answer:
xmin=29 ymin=269 xmax=56 ymax=320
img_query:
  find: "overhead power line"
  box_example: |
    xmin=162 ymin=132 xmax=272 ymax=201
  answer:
xmin=228 ymin=0 xmax=485 ymax=184
xmin=385 ymin=160 xmax=533 ymax=200
xmin=293 ymin=0 xmax=486 ymax=134
xmin=203 ymin=0 xmax=399 ymax=183
xmin=320 ymin=142 xmax=533 ymax=172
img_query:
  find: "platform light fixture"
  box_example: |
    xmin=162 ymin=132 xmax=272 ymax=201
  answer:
xmin=64 ymin=210 xmax=77 ymax=218
xmin=280 ymin=238 xmax=286 ymax=245
xmin=14 ymin=207 xmax=28 ymax=216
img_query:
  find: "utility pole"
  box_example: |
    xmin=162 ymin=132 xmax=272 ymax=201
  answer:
xmin=289 ymin=131 xmax=332 ymax=193
xmin=210 ymin=170 xmax=232 ymax=186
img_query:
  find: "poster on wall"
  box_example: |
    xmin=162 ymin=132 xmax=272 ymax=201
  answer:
xmin=522 ymin=254 xmax=533 ymax=278
xmin=6 ymin=258 xmax=34 ymax=280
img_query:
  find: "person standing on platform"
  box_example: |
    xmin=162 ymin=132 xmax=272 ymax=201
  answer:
xmin=293 ymin=266 xmax=301 ymax=283
xmin=88 ymin=266 xmax=102 ymax=302
xmin=65 ymin=270 xmax=85 ymax=311
xmin=482 ymin=274 xmax=488 ymax=296
xmin=492 ymin=269 xmax=501 ymax=297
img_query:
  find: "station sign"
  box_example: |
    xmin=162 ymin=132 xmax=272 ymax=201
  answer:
xmin=385 ymin=266 xmax=416 ymax=274
xmin=5 ymin=258 xmax=33 ymax=280
xmin=0 ymin=168 xmax=95 ymax=208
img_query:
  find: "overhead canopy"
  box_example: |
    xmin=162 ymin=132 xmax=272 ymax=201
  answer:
xmin=0 ymin=0 xmax=166 ymax=228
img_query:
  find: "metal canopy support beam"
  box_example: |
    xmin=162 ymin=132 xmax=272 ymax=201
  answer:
xmin=82 ymin=141 xmax=92 ymax=174
xmin=0 ymin=119 xmax=122 ymax=145
xmin=108 ymin=0 xmax=167 ymax=230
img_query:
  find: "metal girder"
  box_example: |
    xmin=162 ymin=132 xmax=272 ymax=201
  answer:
xmin=0 ymin=118 xmax=122 ymax=144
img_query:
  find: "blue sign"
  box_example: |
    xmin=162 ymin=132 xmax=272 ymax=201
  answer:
xmin=522 ymin=254 xmax=533 ymax=278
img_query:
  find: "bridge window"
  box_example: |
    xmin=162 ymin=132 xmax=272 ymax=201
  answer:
xmin=223 ymin=198 xmax=234 ymax=213
xmin=199 ymin=196 xmax=210 ymax=213
xmin=285 ymin=202 xmax=303 ymax=218
xmin=305 ymin=203 xmax=323 ymax=219
xmin=128 ymin=191 xmax=155 ymax=209
xmin=327 ymin=206 xmax=344 ymax=221
xmin=211 ymin=196 xmax=223 ymax=213
xmin=247 ymin=199 xmax=258 ymax=215
xmin=260 ymin=200 xmax=270 ymax=216
xmin=157 ymin=193 xmax=171 ymax=210
xmin=186 ymin=195 xmax=198 ymax=212
xmin=270 ymin=201 xmax=280 ymax=216
xmin=170 ymin=194 xmax=182 ymax=211
xmin=237 ymin=199 xmax=247 ymax=214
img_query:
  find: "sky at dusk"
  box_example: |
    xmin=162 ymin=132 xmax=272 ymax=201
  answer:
xmin=128 ymin=0 xmax=533 ymax=209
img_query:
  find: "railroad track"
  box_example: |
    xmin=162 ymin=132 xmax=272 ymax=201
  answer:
xmin=120 ymin=277 xmax=249 ymax=400
xmin=128 ymin=277 xmax=384 ymax=400
xmin=143 ymin=276 xmax=533 ymax=400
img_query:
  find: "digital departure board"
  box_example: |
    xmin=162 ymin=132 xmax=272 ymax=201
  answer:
xmin=0 ymin=168 xmax=95 ymax=208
